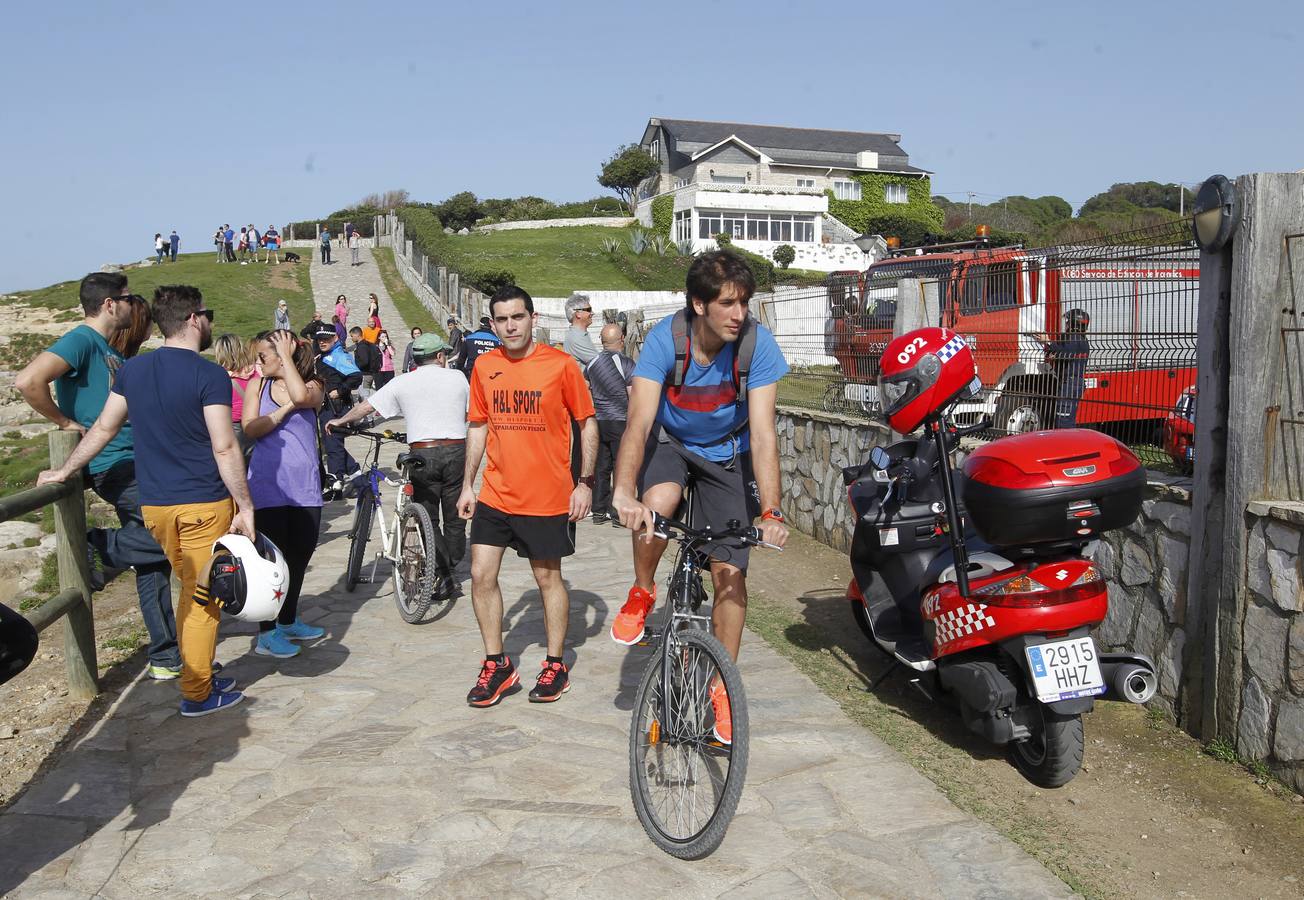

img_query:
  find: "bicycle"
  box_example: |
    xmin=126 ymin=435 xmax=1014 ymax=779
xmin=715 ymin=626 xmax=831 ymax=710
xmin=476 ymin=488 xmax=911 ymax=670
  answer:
xmin=627 ymin=489 xmax=779 ymax=860
xmin=335 ymin=425 xmax=440 ymax=624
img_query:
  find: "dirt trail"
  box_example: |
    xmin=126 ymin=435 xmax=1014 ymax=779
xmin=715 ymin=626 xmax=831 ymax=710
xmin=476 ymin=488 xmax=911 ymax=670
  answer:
xmin=746 ymin=530 xmax=1304 ymax=900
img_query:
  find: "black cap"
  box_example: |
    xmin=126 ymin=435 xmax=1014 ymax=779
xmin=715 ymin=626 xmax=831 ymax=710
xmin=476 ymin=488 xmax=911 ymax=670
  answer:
xmin=314 ymin=327 xmax=337 ymax=340
xmin=479 ymin=316 xmax=492 ymax=328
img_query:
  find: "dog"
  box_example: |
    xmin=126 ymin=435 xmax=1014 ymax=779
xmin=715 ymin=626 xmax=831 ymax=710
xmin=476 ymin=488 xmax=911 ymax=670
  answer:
xmin=283 ymin=251 xmax=301 ymax=263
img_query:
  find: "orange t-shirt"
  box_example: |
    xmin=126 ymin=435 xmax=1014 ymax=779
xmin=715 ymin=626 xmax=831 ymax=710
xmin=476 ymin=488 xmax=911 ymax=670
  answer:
xmin=469 ymin=344 xmax=596 ymax=516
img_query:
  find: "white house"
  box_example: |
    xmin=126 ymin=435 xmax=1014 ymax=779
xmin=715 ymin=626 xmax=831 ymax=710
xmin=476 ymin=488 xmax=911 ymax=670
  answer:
xmin=633 ymin=117 xmax=932 ymax=272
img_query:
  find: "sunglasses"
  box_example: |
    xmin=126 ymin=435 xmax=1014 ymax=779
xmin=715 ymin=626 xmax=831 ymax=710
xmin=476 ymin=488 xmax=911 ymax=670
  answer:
xmin=576 ymin=307 xmax=592 ymax=313
xmin=193 ymin=309 xmax=215 ymax=322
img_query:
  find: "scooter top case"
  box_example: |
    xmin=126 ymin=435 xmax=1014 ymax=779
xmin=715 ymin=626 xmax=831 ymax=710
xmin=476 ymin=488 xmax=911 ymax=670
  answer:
xmin=962 ymin=429 xmax=1144 ymax=548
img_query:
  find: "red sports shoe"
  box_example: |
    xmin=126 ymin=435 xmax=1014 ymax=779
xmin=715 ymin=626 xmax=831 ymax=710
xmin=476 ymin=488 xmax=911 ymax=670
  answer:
xmin=610 ymin=584 xmax=657 ymax=645
xmin=709 ymin=678 xmax=732 ymax=745
xmin=467 ymin=658 xmax=519 ymax=708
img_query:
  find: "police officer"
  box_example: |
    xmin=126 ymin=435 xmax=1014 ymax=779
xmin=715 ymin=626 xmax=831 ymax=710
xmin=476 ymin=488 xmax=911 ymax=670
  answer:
xmin=1034 ymin=309 xmax=1091 ymax=429
xmin=456 ymin=315 xmax=503 ymax=380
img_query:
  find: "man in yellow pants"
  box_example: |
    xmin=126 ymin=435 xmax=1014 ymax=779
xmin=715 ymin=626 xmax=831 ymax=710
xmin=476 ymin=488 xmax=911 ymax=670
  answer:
xmin=40 ymin=285 xmax=255 ymax=717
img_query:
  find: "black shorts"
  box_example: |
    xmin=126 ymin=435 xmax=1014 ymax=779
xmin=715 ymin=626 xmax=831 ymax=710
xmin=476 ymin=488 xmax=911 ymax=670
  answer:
xmin=638 ymin=430 xmax=760 ymax=570
xmin=469 ymin=502 xmax=576 ymax=560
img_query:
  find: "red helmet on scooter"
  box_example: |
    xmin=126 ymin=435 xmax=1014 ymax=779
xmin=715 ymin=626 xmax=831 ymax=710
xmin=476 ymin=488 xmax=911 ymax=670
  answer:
xmin=879 ymin=327 xmax=980 ymax=434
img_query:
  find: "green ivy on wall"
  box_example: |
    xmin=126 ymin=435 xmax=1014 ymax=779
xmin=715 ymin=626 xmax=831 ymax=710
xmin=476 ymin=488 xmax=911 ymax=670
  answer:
xmin=826 ymin=174 xmax=944 ymax=237
xmin=651 ymin=194 xmax=674 ymax=239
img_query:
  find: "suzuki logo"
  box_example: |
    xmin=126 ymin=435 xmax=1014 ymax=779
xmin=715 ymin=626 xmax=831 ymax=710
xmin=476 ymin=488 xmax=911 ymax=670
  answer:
xmin=1055 ymin=569 xmax=1069 ymax=581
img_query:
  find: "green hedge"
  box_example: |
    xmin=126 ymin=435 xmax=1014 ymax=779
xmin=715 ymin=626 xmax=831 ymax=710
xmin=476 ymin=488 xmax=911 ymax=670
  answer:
xmin=651 ymin=194 xmax=674 ymax=239
xmin=395 ymin=206 xmax=516 ymax=295
xmin=285 ymin=216 xmax=375 ymax=239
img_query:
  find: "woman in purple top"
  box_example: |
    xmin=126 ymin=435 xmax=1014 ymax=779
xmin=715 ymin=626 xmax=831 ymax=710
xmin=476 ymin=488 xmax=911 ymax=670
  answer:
xmin=242 ymin=330 xmax=326 ymax=659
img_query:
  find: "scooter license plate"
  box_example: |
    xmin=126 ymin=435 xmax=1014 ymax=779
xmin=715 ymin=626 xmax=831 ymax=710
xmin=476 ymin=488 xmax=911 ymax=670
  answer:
xmin=1024 ymin=637 xmax=1106 ymax=702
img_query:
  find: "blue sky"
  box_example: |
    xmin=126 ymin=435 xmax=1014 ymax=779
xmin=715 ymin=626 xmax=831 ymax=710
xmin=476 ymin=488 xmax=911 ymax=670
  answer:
xmin=2 ymin=0 xmax=1299 ymax=293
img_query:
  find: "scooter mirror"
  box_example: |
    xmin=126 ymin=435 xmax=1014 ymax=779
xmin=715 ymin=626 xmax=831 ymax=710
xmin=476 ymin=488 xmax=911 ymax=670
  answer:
xmin=869 ymin=447 xmax=891 ymax=470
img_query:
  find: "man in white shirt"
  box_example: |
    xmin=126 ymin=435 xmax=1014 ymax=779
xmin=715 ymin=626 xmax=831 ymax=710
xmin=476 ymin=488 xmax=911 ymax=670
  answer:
xmin=326 ymin=334 xmax=468 ymax=599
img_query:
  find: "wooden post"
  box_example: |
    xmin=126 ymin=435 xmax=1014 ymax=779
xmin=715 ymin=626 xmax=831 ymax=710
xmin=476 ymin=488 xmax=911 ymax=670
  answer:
xmin=1194 ymin=172 xmax=1304 ymax=740
xmin=624 ymin=309 xmax=646 ymax=362
xmin=447 ymin=273 xmax=461 ymax=321
xmin=48 ymin=431 xmax=97 ymax=700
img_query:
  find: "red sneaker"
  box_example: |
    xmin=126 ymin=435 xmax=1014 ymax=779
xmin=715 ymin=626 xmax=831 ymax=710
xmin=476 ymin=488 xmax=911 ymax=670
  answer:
xmin=610 ymin=584 xmax=657 ymax=645
xmin=528 ymin=660 xmax=570 ymax=703
xmin=709 ymin=678 xmax=732 ymax=745
xmin=467 ymin=658 xmax=519 ymax=708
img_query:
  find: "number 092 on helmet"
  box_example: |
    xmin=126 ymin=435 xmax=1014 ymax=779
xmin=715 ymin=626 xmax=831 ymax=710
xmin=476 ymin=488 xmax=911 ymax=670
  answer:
xmin=193 ymin=533 xmax=290 ymax=622
xmin=879 ymin=327 xmax=981 ymax=434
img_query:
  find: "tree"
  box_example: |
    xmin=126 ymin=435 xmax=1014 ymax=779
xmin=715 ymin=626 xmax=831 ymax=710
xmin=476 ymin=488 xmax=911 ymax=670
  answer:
xmin=1080 ymin=182 xmax=1194 ymax=217
xmin=598 ymin=144 xmax=660 ymax=215
xmin=772 ymin=244 xmax=796 ymax=269
xmin=434 ymin=191 xmax=482 ymax=231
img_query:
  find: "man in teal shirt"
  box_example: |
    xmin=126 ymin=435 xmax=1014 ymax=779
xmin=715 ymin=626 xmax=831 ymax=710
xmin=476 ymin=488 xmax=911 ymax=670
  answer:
xmin=15 ymin=272 xmax=180 ymax=679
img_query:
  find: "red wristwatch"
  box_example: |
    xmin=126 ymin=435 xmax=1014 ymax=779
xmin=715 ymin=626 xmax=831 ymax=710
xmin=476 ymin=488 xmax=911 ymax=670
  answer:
xmin=761 ymin=508 xmax=785 ymax=523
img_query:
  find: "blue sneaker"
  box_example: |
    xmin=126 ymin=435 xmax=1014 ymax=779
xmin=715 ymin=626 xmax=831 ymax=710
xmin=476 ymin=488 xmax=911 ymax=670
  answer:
xmin=212 ymin=675 xmax=236 ymax=693
xmin=254 ymin=629 xmax=300 ymax=658
xmin=279 ymin=620 xmax=325 ymax=641
xmin=179 ymin=689 xmax=244 ymax=718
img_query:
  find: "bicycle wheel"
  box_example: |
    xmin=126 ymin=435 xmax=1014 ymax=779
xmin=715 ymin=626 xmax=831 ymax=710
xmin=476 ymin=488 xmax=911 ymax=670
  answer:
xmin=392 ymin=503 xmax=437 ymax=624
xmin=629 ymin=628 xmax=749 ymax=860
xmin=345 ymin=491 xmax=374 ymax=593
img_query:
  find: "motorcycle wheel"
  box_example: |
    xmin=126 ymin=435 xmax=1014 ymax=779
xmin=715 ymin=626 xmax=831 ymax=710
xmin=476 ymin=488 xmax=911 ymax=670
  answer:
xmin=1009 ymin=705 xmax=1084 ymax=788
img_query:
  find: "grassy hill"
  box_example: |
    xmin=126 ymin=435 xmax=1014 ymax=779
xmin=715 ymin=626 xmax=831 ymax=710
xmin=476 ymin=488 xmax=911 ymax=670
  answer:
xmin=420 ymin=224 xmax=692 ymax=296
xmin=8 ymin=252 xmax=315 ymax=339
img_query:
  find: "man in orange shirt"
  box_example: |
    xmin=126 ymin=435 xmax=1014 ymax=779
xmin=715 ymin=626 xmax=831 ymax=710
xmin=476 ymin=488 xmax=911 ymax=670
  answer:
xmin=457 ymin=285 xmax=598 ymax=707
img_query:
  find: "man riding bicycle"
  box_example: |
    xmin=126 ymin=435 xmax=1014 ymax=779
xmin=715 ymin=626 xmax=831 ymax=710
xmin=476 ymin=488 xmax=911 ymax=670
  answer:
xmin=610 ymin=250 xmax=790 ymax=741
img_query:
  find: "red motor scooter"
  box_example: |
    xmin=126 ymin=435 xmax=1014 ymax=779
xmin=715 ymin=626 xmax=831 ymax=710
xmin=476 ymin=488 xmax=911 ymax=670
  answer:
xmin=844 ymin=328 xmax=1158 ymax=787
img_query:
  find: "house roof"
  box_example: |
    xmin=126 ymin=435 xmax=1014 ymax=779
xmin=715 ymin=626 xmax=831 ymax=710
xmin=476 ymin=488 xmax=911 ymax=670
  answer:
xmin=646 ymin=117 xmax=912 ymax=160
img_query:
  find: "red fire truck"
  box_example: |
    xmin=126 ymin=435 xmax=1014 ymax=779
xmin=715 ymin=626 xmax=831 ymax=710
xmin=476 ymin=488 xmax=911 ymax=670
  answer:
xmin=823 ymin=239 xmax=1199 ymax=435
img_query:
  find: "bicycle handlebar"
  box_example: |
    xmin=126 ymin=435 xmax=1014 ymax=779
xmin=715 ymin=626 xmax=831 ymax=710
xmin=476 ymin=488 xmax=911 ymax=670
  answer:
xmin=332 ymin=424 xmax=408 ymax=443
xmin=646 ymin=512 xmax=781 ymax=551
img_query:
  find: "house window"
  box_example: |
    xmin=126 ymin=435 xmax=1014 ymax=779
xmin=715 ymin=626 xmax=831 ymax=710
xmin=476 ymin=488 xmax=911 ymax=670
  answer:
xmin=885 ymin=183 xmax=909 ymax=204
xmin=796 ymin=177 xmax=816 ymax=189
xmin=674 ymin=210 xmax=692 ymax=243
xmin=698 ymin=211 xmax=816 ymax=242
xmin=650 ymin=138 xmax=660 ymax=160
xmin=711 ymin=173 xmax=746 ymax=184
xmin=674 ymin=176 xmax=690 ymax=189
xmin=833 ymin=179 xmax=862 ymax=201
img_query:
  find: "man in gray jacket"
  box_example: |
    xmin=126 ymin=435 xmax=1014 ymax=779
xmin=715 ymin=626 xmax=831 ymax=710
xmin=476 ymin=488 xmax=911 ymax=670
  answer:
xmin=561 ymin=293 xmax=598 ymax=364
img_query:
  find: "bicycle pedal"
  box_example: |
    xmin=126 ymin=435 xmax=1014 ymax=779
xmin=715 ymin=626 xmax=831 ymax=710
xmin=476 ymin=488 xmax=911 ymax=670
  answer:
xmin=637 ymin=626 xmax=662 ymax=646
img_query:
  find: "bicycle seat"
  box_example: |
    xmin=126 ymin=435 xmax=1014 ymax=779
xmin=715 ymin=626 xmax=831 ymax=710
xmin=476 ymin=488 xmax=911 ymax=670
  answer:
xmin=395 ymin=452 xmax=425 ymax=471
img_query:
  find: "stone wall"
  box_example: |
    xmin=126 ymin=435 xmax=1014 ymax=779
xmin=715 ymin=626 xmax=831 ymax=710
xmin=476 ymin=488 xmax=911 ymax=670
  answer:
xmin=475 ymin=217 xmax=634 ymax=232
xmin=1237 ymin=501 xmax=1304 ymax=792
xmin=776 ymin=407 xmax=889 ymax=552
xmin=1088 ymin=483 xmax=1192 ymax=719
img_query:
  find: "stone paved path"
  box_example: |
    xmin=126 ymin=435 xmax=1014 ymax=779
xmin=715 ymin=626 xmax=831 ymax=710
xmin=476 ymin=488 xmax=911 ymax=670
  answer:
xmin=0 ymin=252 xmax=1070 ymax=897
xmin=309 ymin=244 xmax=414 ymax=365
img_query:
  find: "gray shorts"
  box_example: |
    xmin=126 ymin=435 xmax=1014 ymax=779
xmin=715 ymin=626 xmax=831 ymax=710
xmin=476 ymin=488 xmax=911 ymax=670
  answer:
xmin=637 ymin=430 xmax=760 ymax=570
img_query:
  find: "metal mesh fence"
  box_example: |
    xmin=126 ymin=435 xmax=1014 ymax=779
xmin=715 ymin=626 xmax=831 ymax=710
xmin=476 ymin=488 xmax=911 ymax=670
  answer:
xmin=771 ymin=219 xmax=1200 ymax=470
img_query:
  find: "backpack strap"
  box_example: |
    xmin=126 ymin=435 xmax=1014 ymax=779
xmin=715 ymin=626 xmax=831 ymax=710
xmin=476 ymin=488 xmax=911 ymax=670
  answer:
xmin=667 ymin=308 xmax=690 ymax=390
xmin=733 ymin=317 xmax=757 ymax=402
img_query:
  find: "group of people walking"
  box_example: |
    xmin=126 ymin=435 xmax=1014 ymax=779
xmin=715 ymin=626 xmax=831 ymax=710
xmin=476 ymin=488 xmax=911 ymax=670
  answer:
xmin=12 ymin=250 xmax=791 ymax=737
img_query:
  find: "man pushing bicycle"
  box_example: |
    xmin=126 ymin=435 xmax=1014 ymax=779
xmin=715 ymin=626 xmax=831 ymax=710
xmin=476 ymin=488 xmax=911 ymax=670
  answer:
xmin=610 ymin=250 xmax=790 ymax=742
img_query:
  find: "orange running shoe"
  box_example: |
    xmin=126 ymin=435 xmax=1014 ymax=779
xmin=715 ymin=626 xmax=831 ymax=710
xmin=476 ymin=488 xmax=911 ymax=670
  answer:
xmin=610 ymin=584 xmax=657 ymax=645
xmin=709 ymin=678 xmax=732 ymax=745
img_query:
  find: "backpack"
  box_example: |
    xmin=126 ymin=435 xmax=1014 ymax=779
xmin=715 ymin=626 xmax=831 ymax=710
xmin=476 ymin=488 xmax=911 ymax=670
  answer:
xmin=665 ymin=308 xmax=757 ymax=404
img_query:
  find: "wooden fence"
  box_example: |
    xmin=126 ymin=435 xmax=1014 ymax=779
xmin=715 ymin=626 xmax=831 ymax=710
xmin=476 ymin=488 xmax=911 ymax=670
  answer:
xmin=0 ymin=431 xmax=97 ymax=699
